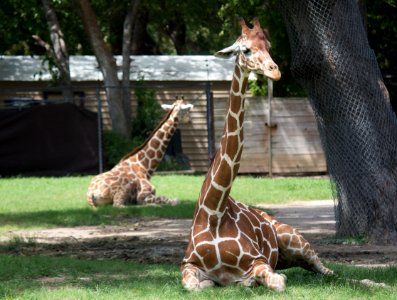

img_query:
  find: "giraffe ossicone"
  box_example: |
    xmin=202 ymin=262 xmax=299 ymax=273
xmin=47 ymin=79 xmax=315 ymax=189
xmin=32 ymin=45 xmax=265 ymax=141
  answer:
xmin=181 ymin=18 xmax=332 ymax=293
xmin=87 ymin=96 xmax=193 ymax=207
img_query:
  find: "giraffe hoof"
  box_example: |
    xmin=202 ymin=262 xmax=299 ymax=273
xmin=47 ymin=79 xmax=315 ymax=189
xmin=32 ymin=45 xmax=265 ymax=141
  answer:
xmin=268 ymin=273 xmax=286 ymax=292
xmin=321 ymin=267 xmax=334 ymax=276
xmin=169 ymin=198 xmax=180 ymax=206
xmin=183 ymin=279 xmax=214 ymax=291
xmin=312 ymin=262 xmax=334 ymax=275
xmin=198 ymin=279 xmax=215 ymax=290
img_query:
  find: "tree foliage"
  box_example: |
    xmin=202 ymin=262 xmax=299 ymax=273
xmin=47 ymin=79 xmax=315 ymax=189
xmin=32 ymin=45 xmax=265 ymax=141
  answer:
xmin=367 ymin=0 xmax=397 ymax=74
xmin=0 ymin=0 xmax=395 ymax=98
xmin=131 ymin=78 xmax=163 ymax=142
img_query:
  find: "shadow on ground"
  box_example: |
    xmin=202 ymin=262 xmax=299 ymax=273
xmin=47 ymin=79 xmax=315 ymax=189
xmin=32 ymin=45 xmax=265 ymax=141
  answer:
xmin=1 ymin=200 xmax=397 ymax=267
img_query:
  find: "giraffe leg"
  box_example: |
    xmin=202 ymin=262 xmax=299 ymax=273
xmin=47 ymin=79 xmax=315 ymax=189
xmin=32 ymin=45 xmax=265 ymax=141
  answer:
xmin=137 ymin=190 xmax=163 ymax=205
xmin=251 ymin=261 xmax=286 ymax=292
xmin=112 ymin=182 xmax=138 ymax=207
xmin=274 ymin=223 xmax=334 ymax=275
xmin=181 ymin=263 xmax=215 ymax=291
xmin=137 ymin=179 xmax=179 ymax=205
xmin=113 ymin=190 xmax=128 ymax=207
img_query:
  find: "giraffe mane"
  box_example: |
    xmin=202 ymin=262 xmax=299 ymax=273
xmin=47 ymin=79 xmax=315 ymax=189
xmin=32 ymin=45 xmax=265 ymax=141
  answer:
xmin=119 ymin=106 xmax=175 ymax=162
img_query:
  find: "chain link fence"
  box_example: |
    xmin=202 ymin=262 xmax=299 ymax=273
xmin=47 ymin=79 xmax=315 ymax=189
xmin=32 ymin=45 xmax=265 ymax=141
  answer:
xmin=278 ymin=0 xmax=397 ymax=238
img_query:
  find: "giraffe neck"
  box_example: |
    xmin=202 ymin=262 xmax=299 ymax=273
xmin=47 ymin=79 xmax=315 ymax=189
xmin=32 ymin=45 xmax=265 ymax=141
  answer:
xmin=197 ymin=63 xmax=249 ymax=216
xmin=126 ymin=108 xmax=179 ymax=176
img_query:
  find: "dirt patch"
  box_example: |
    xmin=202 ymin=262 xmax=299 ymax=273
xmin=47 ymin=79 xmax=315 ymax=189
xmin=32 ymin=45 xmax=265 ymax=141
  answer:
xmin=0 ymin=218 xmax=190 ymax=264
xmin=1 ymin=200 xmax=397 ymax=267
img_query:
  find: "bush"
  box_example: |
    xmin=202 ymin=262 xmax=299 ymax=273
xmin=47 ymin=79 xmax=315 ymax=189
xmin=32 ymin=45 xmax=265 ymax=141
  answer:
xmin=249 ymin=76 xmax=268 ymax=96
xmin=158 ymin=155 xmax=190 ymax=171
xmin=102 ymin=130 xmax=140 ymax=170
xmin=131 ymin=78 xmax=163 ymax=139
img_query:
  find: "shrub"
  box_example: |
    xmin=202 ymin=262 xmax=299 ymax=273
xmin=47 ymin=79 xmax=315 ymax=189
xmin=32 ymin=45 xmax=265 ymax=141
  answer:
xmin=249 ymin=76 xmax=268 ymax=96
xmin=102 ymin=130 xmax=140 ymax=170
xmin=131 ymin=78 xmax=163 ymax=139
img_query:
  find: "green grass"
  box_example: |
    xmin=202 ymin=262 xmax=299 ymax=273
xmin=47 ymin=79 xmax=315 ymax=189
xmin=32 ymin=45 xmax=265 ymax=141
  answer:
xmin=0 ymin=176 xmax=396 ymax=299
xmin=228 ymin=176 xmax=333 ymax=204
xmin=152 ymin=174 xmax=333 ymax=205
xmin=0 ymin=255 xmax=395 ymax=300
xmin=0 ymin=175 xmax=332 ymax=233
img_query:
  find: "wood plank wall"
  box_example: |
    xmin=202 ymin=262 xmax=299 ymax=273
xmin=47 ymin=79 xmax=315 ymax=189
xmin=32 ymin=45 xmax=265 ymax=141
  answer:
xmin=212 ymin=97 xmax=326 ymax=174
xmin=0 ymin=82 xmax=327 ymax=174
xmin=88 ymin=88 xmax=327 ymax=174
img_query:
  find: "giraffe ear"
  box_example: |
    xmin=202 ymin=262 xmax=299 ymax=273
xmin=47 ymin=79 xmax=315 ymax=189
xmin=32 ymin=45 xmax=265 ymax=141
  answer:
xmin=181 ymin=104 xmax=194 ymax=110
xmin=214 ymin=43 xmax=240 ymax=59
xmin=161 ymin=104 xmax=173 ymax=111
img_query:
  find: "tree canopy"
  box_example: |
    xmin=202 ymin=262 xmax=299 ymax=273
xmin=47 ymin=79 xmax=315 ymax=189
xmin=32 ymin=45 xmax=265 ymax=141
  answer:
xmin=0 ymin=0 xmax=395 ymax=97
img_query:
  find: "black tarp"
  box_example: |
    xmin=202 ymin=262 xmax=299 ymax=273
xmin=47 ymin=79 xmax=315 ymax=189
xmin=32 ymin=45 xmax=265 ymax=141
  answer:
xmin=0 ymin=103 xmax=99 ymax=176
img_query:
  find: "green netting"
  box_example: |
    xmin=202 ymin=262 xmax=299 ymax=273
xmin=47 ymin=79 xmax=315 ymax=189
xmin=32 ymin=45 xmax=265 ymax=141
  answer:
xmin=278 ymin=0 xmax=397 ymax=239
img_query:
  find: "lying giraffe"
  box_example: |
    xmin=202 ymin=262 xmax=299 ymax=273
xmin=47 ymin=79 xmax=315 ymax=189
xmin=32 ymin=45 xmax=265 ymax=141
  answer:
xmin=181 ymin=18 xmax=333 ymax=292
xmin=87 ymin=97 xmax=193 ymax=207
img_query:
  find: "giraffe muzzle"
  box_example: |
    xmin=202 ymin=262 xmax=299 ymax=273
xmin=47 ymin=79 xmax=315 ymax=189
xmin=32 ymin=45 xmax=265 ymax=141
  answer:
xmin=263 ymin=62 xmax=281 ymax=81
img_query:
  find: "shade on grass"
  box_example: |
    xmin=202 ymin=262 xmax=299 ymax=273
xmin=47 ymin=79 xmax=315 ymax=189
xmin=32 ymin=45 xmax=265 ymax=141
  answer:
xmin=0 ymin=255 xmax=395 ymax=300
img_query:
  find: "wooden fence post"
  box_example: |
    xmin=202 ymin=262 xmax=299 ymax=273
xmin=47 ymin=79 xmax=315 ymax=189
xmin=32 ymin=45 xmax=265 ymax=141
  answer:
xmin=267 ymin=78 xmax=274 ymax=177
xmin=206 ymin=82 xmax=215 ymax=164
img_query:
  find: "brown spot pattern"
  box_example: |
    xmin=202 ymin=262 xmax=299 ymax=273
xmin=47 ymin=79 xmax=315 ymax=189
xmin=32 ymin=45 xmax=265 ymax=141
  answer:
xmin=181 ymin=18 xmax=331 ymax=292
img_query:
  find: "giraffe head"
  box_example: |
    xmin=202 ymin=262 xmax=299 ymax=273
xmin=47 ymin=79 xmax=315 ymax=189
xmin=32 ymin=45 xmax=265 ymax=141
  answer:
xmin=215 ymin=17 xmax=281 ymax=81
xmin=161 ymin=96 xmax=194 ymax=123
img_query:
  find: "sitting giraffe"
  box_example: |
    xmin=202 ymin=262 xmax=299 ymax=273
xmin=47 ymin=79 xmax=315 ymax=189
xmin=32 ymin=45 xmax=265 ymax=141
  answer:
xmin=181 ymin=18 xmax=333 ymax=292
xmin=87 ymin=96 xmax=193 ymax=207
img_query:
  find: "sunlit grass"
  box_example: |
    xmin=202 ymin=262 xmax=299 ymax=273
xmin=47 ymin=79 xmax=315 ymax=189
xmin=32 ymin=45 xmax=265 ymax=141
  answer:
xmin=0 ymin=175 xmax=332 ymax=233
xmin=152 ymin=174 xmax=333 ymax=204
xmin=0 ymin=176 xmax=90 ymax=213
xmin=230 ymin=176 xmax=332 ymax=204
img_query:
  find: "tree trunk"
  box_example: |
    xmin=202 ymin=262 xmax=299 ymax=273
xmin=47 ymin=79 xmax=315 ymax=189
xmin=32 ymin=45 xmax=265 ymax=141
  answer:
xmin=74 ymin=0 xmax=129 ymax=137
xmin=39 ymin=0 xmax=73 ymax=102
xmin=122 ymin=0 xmax=141 ymax=131
xmin=278 ymin=0 xmax=397 ymax=244
xmin=130 ymin=6 xmax=161 ymax=55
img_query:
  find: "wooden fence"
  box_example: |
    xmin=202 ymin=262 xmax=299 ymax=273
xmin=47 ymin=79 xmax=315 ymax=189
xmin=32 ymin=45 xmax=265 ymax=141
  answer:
xmin=0 ymin=84 xmax=327 ymax=175
xmin=210 ymin=97 xmax=326 ymax=174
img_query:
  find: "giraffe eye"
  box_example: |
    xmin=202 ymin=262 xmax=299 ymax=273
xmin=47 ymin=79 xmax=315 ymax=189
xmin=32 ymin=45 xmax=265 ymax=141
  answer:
xmin=242 ymin=47 xmax=251 ymax=56
xmin=241 ymin=45 xmax=251 ymax=55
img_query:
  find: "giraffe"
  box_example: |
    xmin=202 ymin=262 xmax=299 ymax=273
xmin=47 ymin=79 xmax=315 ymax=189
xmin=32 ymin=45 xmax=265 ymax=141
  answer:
xmin=181 ymin=18 xmax=333 ymax=292
xmin=87 ymin=96 xmax=193 ymax=207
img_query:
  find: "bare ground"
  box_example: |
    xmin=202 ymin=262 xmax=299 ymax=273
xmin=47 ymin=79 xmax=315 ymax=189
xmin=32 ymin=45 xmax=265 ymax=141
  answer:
xmin=1 ymin=200 xmax=397 ymax=267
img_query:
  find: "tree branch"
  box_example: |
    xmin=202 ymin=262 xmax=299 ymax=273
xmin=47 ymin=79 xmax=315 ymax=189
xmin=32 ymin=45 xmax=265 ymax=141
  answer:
xmin=32 ymin=34 xmax=55 ymax=59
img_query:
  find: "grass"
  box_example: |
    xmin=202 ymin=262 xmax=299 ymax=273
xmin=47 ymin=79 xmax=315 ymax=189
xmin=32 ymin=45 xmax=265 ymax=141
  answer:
xmin=0 ymin=175 xmax=332 ymax=233
xmin=0 ymin=175 xmax=396 ymax=299
xmin=153 ymin=174 xmax=333 ymax=205
xmin=0 ymin=255 xmax=395 ymax=299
